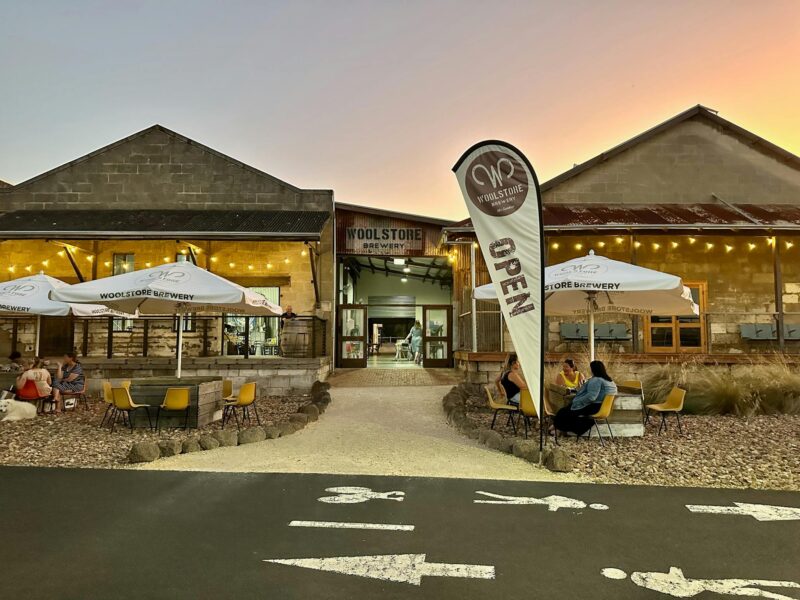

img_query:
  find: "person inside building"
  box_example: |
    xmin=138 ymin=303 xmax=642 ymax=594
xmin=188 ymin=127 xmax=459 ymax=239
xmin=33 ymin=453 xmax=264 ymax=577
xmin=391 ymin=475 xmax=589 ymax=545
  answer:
xmin=280 ymin=305 xmax=298 ymax=323
xmin=553 ymin=360 xmax=617 ymax=437
xmin=5 ymin=351 xmax=24 ymax=373
xmin=555 ymin=358 xmax=585 ymax=392
xmin=15 ymin=357 xmax=52 ymax=404
xmin=495 ymin=353 xmax=527 ymax=407
xmin=405 ymin=320 xmax=423 ymax=364
xmin=51 ymin=352 xmax=84 ymax=413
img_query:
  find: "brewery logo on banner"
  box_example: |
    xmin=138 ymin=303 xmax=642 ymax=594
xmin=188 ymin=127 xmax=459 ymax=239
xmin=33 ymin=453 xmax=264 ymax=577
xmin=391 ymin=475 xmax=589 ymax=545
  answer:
xmin=345 ymin=227 xmax=424 ymax=255
xmin=464 ymin=151 xmax=530 ymax=217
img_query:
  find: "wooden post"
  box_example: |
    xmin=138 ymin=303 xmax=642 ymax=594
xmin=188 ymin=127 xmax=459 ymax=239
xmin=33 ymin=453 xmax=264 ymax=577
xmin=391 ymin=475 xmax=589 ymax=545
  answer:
xmin=106 ymin=317 xmax=113 ymax=359
xmin=773 ymin=236 xmax=785 ymax=351
xmin=201 ymin=318 xmax=209 ymax=357
xmin=244 ymin=316 xmax=250 ymax=359
xmin=142 ymin=319 xmax=149 ymax=357
xmin=11 ymin=320 xmax=18 ymax=354
xmin=629 ymin=233 xmax=640 ymax=354
xmin=307 ymin=243 xmax=321 ymax=309
xmin=65 ymin=247 xmax=86 ymax=282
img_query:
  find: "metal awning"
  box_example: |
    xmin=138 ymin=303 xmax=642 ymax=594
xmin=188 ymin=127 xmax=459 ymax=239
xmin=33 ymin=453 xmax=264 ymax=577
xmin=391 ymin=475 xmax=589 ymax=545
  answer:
xmin=0 ymin=209 xmax=330 ymax=240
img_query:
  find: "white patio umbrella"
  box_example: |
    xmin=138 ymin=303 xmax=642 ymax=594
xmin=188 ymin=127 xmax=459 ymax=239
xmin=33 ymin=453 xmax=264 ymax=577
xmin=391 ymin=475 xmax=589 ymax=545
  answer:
xmin=474 ymin=251 xmax=698 ymax=360
xmin=51 ymin=261 xmax=282 ymax=377
xmin=0 ymin=273 xmax=135 ymax=356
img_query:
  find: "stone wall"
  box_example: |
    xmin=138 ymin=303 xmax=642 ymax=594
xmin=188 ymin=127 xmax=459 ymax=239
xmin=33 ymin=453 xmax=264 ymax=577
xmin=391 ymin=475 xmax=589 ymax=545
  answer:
xmin=543 ymin=117 xmax=800 ymax=206
xmin=79 ymin=357 xmax=330 ymax=397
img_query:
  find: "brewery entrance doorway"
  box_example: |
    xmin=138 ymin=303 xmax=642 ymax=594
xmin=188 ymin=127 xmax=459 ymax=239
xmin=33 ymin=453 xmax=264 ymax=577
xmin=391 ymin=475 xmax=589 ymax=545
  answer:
xmin=336 ymin=303 xmax=453 ymax=369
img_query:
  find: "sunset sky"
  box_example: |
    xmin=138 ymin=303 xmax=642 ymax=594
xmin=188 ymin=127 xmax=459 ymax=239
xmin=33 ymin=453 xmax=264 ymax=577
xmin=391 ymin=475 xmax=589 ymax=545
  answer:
xmin=1 ymin=0 xmax=798 ymax=219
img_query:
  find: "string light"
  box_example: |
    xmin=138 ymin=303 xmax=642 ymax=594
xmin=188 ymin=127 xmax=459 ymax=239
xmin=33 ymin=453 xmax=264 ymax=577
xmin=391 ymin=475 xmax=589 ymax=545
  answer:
xmin=448 ymin=254 xmax=455 ymax=263
xmin=706 ymin=242 xmax=715 ymax=250
xmin=551 ymin=242 xmax=559 ymax=250
xmin=634 ymin=241 xmax=642 ymax=248
xmin=104 ymin=261 xmax=111 ymax=267
xmin=284 ymin=258 xmax=290 ymax=264
xmin=145 ymin=262 xmax=152 ymax=267
xmin=786 ymin=241 xmax=795 ymax=250
xmin=180 ymin=249 xmax=188 ymax=255
xmin=41 ymin=260 xmax=49 ymax=267
xmin=228 ymin=262 xmax=236 ymax=268
xmin=247 ymin=264 xmax=254 ymax=270
xmin=671 ymin=241 xmax=679 ymax=249
xmin=725 ymin=244 xmax=734 ymax=253
xmin=688 ymin=237 xmax=697 ymax=245
xmin=615 ymin=237 xmax=624 ymax=244
xmin=652 ymin=243 xmax=660 ymax=250
xmin=86 ymin=255 xmax=94 ymax=263
xmin=25 ymin=265 xmax=33 ymax=273
xmin=301 ymin=249 xmax=308 ymax=257
xmin=163 ymin=256 xmax=170 ymax=263
xmin=597 ymin=241 xmax=606 ymax=248
xmin=574 ymin=243 xmax=583 ymax=250
xmin=748 ymin=243 xmax=757 ymax=251
xmin=266 ymin=263 xmax=273 ymax=269
xmin=57 ymin=250 xmax=65 ymax=258
xmin=121 ymin=264 xmax=129 ymax=271
xmin=7 ymin=266 xmax=15 ymax=273
xmin=767 ymin=237 xmax=776 ymax=246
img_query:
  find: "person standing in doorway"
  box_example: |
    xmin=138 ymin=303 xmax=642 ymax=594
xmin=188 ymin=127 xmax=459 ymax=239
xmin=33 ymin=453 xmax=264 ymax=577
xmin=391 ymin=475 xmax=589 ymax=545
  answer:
xmin=405 ymin=320 xmax=423 ymax=365
xmin=280 ymin=305 xmax=298 ymax=324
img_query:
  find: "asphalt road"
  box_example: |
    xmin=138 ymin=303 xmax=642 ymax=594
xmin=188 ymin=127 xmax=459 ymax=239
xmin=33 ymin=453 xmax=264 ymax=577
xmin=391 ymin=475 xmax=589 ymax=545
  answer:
xmin=1 ymin=466 xmax=798 ymax=599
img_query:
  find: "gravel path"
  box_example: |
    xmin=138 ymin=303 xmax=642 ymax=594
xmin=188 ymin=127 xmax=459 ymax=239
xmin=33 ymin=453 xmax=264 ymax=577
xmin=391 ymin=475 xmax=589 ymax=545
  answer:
xmin=138 ymin=385 xmax=583 ymax=482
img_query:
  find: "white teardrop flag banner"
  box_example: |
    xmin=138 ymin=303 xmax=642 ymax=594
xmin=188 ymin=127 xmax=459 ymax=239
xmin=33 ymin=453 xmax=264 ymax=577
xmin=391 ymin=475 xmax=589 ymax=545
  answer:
xmin=453 ymin=141 xmax=545 ymax=422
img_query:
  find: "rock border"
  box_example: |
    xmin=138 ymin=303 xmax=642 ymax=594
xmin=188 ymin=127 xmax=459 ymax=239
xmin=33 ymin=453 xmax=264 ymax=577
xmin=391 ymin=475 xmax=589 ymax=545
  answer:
xmin=442 ymin=382 xmax=573 ymax=473
xmin=128 ymin=380 xmax=332 ymax=464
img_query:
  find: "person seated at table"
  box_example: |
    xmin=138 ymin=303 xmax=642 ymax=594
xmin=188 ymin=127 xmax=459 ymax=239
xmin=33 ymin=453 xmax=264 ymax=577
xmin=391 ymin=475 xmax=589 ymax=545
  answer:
xmin=6 ymin=351 xmax=24 ymax=373
xmin=495 ymin=353 xmax=527 ymax=407
xmin=553 ymin=360 xmax=617 ymax=437
xmin=15 ymin=357 xmax=52 ymax=402
xmin=51 ymin=352 xmax=84 ymax=413
xmin=555 ymin=358 xmax=585 ymax=392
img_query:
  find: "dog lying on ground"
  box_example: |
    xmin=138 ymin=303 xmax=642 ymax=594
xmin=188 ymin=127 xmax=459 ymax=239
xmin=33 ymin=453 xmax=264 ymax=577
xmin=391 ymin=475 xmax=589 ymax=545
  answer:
xmin=0 ymin=398 xmax=37 ymax=421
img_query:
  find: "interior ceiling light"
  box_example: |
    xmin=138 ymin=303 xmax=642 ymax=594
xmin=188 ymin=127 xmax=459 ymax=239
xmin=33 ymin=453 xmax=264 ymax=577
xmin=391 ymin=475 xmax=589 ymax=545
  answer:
xmin=393 ymin=258 xmax=406 ymax=265
xmin=403 ymin=267 xmax=411 ymax=273
xmin=400 ymin=277 xmax=408 ymax=283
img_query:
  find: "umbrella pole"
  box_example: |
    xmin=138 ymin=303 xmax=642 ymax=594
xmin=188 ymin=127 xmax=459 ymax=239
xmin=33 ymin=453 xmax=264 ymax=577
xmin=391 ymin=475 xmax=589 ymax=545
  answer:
xmin=588 ymin=306 xmax=595 ymax=362
xmin=35 ymin=315 xmax=41 ymax=357
xmin=176 ymin=312 xmax=184 ymax=379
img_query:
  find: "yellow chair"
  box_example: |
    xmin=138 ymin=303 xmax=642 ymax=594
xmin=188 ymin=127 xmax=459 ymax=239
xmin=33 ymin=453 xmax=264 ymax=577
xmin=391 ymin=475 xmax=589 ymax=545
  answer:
xmin=222 ymin=382 xmax=259 ymax=429
xmin=222 ymin=379 xmax=233 ymax=400
xmin=518 ymin=390 xmax=539 ymax=440
xmin=646 ymin=387 xmax=686 ymax=435
xmin=157 ymin=387 xmax=192 ymax=431
xmin=485 ymin=385 xmax=519 ymax=434
xmin=101 ymin=380 xmax=132 ymax=428
xmin=110 ymin=387 xmax=154 ymax=433
xmin=584 ymin=394 xmax=616 ymax=446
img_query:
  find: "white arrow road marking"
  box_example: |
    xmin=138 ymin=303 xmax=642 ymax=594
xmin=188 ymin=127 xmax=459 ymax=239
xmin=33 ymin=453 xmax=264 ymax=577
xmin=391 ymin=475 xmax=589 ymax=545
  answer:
xmin=685 ymin=502 xmax=800 ymax=522
xmin=288 ymin=520 xmax=414 ymax=531
xmin=475 ymin=491 xmax=609 ymax=512
xmin=264 ymin=554 xmax=495 ymax=586
xmin=602 ymin=566 xmax=800 ymax=599
xmin=318 ymin=487 xmax=405 ymax=504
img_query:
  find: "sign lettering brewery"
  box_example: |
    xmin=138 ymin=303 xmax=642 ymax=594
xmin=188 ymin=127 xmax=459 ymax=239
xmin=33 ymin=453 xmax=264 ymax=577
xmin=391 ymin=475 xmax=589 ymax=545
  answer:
xmin=345 ymin=227 xmax=424 ymax=255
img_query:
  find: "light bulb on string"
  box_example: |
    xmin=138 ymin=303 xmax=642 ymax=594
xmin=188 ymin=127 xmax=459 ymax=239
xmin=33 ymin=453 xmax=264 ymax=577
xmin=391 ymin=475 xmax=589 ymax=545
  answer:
xmin=688 ymin=237 xmax=697 ymax=245
xmin=163 ymin=257 xmax=170 ymax=263
xmin=786 ymin=241 xmax=795 ymax=250
xmin=267 ymin=263 xmax=273 ymax=269
xmin=210 ymin=256 xmax=218 ymax=263
xmin=145 ymin=262 xmax=152 ymax=268
xmin=725 ymin=244 xmax=734 ymax=253
xmin=748 ymin=243 xmax=757 ymax=251
xmin=301 ymin=249 xmax=307 ymax=257
xmin=86 ymin=255 xmax=94 ymax=263
xmin=634 ymin=241 xmax=642 ymax=248
xmin=284 ymin=258 xmax=290 ymax=264
xmin=247 ymin=264 xmax=254 ymax=270
xmin=551 ymin=242 xmax=559 ymax=250
xmin=671 ymin=241 xmax=679 ymax=249
xmin=25 ymin=265 xmax=33 ymax=273
xmin=57 ymin=250 xmax=65 ymax=258
xmin=229 ymin=262 xmax=236 ymax=268
xmin=652 ymin=243 xmax=661 ymax=250
xmin=615 ymin=237 xmax=624 ymax=244
xmin=706 ymin=242 xmax=715 ymax=250
xmin=7 ymin=266 xmax=15 ymax=273
xmin=104 ymin=261 xmax=111 ymax=267
xmin=41 ymin=260 xmax=49 ymax=267
xmin=597 ymin=241 xmax=606 ymax=248
xmin=574 ymin=243 xmax=583 ymax=251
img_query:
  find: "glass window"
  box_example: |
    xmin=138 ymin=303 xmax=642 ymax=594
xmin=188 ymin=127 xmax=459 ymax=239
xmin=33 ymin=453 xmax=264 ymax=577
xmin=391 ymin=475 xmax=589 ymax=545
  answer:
xmin=649 ymin=327 xmax=673 ymax=347
xmin=222 ymin=287 xmax=280 ymax=356
xmin=679 ymin=327 xmax=702 ymax=347
xmin=425 ymin=309 xmax=447 ymax=337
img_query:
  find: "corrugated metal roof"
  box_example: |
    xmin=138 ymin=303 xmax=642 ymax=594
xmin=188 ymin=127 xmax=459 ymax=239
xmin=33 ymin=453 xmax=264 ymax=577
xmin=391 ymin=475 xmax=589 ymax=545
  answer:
xmin=444 ymin=203 xmax=800 ymax=232
xmin=0 ymin=209 xmax=330 ymax=239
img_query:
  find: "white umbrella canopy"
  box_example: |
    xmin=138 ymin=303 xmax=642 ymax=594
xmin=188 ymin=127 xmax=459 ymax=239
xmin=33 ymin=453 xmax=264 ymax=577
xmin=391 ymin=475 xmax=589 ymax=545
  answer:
xmin=51 ymin=261 xmax=282 ymax=377
xmin=474 ymin=252 xmax=699 ymax=360
xmin=0 ymin=273 xmax=136 ymax=356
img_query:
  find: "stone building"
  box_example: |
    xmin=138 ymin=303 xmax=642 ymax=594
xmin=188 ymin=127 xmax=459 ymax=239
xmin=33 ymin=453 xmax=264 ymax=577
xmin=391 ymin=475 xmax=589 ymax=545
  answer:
xmin=0 ymin=125 xmax=334 ymax=392
xmin=442 ymin=106 xmax=800 ymax=381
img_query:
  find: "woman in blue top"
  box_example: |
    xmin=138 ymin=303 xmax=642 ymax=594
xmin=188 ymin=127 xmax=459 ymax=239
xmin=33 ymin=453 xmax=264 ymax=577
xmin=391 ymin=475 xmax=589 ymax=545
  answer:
xmin=405 ymin=321 xmax=423 ymax=364
xmin=553 ymin=360 xmax=617 ymax=437
xmin=51 ymin=352 xmax=85 ymax=413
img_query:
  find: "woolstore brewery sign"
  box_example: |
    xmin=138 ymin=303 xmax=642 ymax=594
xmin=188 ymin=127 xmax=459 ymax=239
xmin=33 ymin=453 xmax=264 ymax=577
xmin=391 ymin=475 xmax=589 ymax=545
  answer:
xmin=345 ymin=227 xmax=424 ymax=255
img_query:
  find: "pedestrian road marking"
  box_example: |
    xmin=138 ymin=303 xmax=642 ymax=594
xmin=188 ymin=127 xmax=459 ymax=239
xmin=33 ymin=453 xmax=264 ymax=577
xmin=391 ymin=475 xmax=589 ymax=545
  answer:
xmin=685 ymin=502 xmax=800 ymax=522
xmin=289 ymin=520 xmax=414 ymax=531
xmin=474 ymin=491 xmax=609 ymax=512
xmin=264 ymin=554 xmax=495 ymax=585
xmin=602 ymin=566 xmax=800 ymax=599
xmin=318 ymin=486 xmax=405 ymax=504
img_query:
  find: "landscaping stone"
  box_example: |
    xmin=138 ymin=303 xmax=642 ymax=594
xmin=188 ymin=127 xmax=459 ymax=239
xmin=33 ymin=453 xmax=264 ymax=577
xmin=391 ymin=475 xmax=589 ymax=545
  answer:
xmin=545 ymin=447 xmax=573 ymax=473
xmin=128 ymin=442 xmax=160 ymax=463
xmin=481 ymin=430 xmax=503 ymax=449
xmin=311 ymin=380 xmax=331 ymax=396
xmin=213 ymin=430 xmax=239 ymax=447
xmin=512 ymin=440 xmax=541 ymax=463
xmin=313 ymin=401 xmax=327 ymax=414
xmin=263 ymin=425 xmax=282 ymax=439
xmin=299 ymin=404 xmax=319 ymax=421
xmin=278 ymin=421 xmax=299 ymax=436
xmin=288 ymin=413 xmax=309 ymax=425
xmin=158 ymin=439 xmax=183 ymax=457
xmin=314 ymin=392 xmax=332 ymax=406
xmin=199 ymin=435 xmax=220 ymax=450
xmin=485 ymin=433 xmax=512 ymax=453
xmin=182 ymin=439 xmax=202 ymax=453
xmin=239 ymin=427 xmax=267 ymax=445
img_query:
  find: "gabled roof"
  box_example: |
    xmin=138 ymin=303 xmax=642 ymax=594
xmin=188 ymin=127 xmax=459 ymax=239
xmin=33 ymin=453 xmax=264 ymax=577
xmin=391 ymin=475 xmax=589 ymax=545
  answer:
xmin=1 ymin=125 xmax=320 ymax=193
xmin=541 ymin=104 xmax=800 ymax=192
